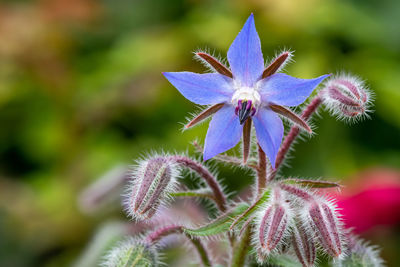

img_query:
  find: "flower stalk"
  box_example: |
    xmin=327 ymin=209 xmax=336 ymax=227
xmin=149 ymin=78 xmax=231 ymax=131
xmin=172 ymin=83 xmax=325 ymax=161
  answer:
xmin=145 ymin=225 xmax=212 ymax=267
xmin=169 ymin=155 xmax=227 ymax=211
xmin=270 ymin=96 xmax=322 ymax=179
xmin=230 ymin=225 xmax=252 ymax=267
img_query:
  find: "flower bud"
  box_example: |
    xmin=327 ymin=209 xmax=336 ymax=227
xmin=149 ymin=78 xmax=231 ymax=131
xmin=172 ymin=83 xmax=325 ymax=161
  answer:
xmin=291 ymin=220 xmax=316 ymax=267
xmin=322 ymin=75 xmax=372 ymax=121
xmin=307 ymin=199 xmax=344 ymax=258
xmin=124 ymin=156 xmax=179 ymax=220
xmin=338 ymin=234 xmax=384 ymax=267
xmin=255 ymin=188 xmax=293 ymax=255
xmin=101 ymin=238 xmax=160 ymax=267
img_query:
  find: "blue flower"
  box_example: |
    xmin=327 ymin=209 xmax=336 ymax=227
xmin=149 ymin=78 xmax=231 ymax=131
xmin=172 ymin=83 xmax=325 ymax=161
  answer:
xmin=163 ymin=14 xmax=329 ymax=167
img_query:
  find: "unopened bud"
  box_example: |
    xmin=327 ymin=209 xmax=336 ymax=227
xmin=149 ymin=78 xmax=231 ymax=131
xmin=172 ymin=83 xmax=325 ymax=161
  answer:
xmin=307 ymin=199 xmax=344 ymax=258
xmin=322 ymin=75 xmax=372 ymax=121
xmin=101 ymin=238 xmax=160 ymax=267
xmin=255 ymin=188 xmax=292 ymax=256
xmin=124 ymin=156 xmax=179 ymax=220
xmin=338 ymin=233 xmax=384 ymax=267
xmin=291 ymin=220 xmax=316 ymax=267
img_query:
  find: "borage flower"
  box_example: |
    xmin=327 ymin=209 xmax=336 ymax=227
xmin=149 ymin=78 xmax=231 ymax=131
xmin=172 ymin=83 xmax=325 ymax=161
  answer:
xmin=163 ymin=14 xmax=329 ymax=167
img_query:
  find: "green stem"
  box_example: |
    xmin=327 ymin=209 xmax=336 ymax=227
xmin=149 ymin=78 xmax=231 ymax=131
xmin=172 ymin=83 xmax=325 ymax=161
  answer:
xmin=189 ymin=236 xmax=212 ymax=267
xmin=230 ymin=226 xmax=252 ymax=267
xmin=169 ymin=156 xmax=227 ymax=211
xmin=145 ymin=225 xmax=212 ymax=267
xmin=269 ymin=96 xmax=322 ymax=181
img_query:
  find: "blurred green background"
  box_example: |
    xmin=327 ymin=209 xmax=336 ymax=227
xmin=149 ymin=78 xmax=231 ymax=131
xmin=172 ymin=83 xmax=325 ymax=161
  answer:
xmin=0 ymin=0 xmax=399 ymax=266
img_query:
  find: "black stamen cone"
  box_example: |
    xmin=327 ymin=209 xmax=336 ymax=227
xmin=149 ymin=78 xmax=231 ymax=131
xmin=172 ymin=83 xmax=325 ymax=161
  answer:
xmin=238 ymin=101 xmax=252 ymax=125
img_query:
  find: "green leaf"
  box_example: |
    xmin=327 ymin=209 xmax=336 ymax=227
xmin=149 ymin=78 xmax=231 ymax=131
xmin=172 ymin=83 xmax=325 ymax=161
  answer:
xmin=230 ymin=189 xmax=271 ymax=231
xmin=183 ymin=203 xmax=249 ymax=237
xmin=283 ymin=178 xmax=340 ymax=188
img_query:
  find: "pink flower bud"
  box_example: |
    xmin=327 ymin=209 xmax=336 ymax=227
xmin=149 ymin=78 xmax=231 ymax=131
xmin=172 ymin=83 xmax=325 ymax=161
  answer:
xmin=124 ymin=156 xmax=179 ymax=221
xmin=255 ymin=188 xmax=293 ymax=255
xmin=291 ymin=221 xmax=316 ymax=267
xmin=322 ymin=75 xmax=372 ymax=121
xmin=307 ymin=199 xmax=344 ymax=258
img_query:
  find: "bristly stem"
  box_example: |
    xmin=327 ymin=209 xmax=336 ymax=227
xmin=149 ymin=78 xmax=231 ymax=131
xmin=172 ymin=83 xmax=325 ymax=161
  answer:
xmin=145 ymin=225 xmax=182 ymax=244
xmin=169 ymin=156 xmax=227 ymax=211
xmin=190 ymin=236 xmax=213 ymax=267
xmin=257 ymin=144 xmax=267 ymax=196
xmin=269 ymin=96 xmax=322 ymax=180
xmin=230 ymin=225 xmax=252 ymax=267
xmin=145 ymin=225 xmax=212 ymax=267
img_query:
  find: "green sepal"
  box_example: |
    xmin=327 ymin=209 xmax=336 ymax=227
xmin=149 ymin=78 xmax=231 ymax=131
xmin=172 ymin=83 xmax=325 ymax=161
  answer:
xmin=283 ymin=178 xmax=340 ymax=188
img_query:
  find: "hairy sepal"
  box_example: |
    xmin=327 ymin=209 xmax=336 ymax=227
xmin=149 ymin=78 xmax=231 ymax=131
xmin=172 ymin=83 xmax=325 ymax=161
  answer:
xmin=124 ymin=155 xmax=180 ymax=221
xmin=282 ymin=178 xmax=340 ymax=189
xmin=291 ymin=219 xmax=316 ymax=267
xmin=262 ymin=50 xmax=294 ymax=78
xmin=337 ymin=233 xmax=385 ymax=267
xmin=303 ymin=197 xmax=345 ymax=258
xmin=254 ymin=187 xmax=294 ymax=257
xmin=321 ymin=74 xmax=374 ymax=123
xmin=101 ymin=237 xmax=160 ymax=267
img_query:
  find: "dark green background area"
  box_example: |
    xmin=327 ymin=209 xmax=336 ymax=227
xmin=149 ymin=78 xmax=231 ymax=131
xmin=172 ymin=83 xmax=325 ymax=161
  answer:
xmin=0 ymin=0 xmax=399 ymax=266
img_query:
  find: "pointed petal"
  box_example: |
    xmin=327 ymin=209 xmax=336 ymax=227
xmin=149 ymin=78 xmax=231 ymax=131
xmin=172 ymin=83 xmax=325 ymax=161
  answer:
xmin=163 ymin=72 xmax=233 ymax=105
xmin=203 ymin=105 xmax=243 ymax=160
xmin=259 ymin=73 xmax=330 ymax=106
xmin=252 ymin=109 xmax=284 ymax=168
xmin=227 ymin=14 xmax=264 ymax=86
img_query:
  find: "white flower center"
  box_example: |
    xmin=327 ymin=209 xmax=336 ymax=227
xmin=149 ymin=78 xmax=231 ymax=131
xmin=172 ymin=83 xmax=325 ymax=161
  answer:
xmin=231 ymin=86 xmax=261 ymax=107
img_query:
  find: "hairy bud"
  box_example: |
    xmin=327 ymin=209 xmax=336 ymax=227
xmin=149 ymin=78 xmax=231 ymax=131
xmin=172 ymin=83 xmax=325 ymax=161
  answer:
xmin=338 ymin=234 xmax=385 ymax=267
xmin=291 ymin=220 xmax=316 ymax=267
xmin=322 ymin=75 xmax=372 ymax=121
xmin=255 ymin=188 xmax=293 ymax=256
xmin=306 ymin=199 xmax=344 ymax=258
xmin=101 ymin=238 xmax=160 ymax=267
xmin=124 ymin=156 xmax=179 ymax=220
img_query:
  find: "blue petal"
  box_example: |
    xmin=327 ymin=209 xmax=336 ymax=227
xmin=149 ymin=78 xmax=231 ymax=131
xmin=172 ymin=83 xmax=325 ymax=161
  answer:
xmin=252 ymin=108 xmax=284 ymax=168
xmin=259 ymin=73 xmax=330 ymax=106
xmin=203 ymin=105 xmax=242 ymax=160
xmin=163 ymin=72 xmax=234 ymax=105
xmin=227 ymin=14 xmax=264 ymax=87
